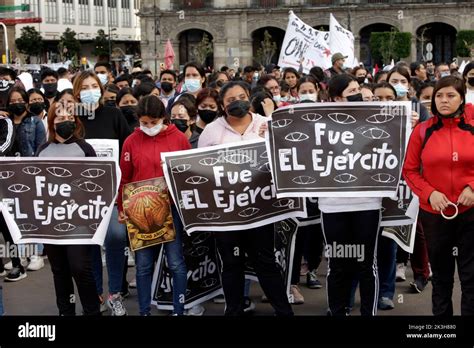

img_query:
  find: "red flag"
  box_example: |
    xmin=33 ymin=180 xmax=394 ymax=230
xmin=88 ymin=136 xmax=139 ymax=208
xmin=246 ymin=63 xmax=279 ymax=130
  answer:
xmin=164 ymin=39 xmax=175 ymax=70
xmin=373 ymin=64 xmax=379 ymax=76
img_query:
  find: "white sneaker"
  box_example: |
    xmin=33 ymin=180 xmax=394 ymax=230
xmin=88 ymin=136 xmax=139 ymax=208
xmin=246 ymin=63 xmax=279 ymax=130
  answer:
xmin=4 ymin=258 xmax=28 ymax=270
xmin=0 ymin=270 xmax=6 ymax=277
xmin=396 ymin=263 xmax=407 ymax=282
xmin=127 ymin=253 xmax=135 ymax=267
xmin=186 ymin=304 xmax=205 ymax=316
xmin=27 ymin=255 xmax=45 ymax=271
xmin=4 ymin=261 xmax=12 ymax=271
xmin=129 ymin=280 xmax=137 ymax=288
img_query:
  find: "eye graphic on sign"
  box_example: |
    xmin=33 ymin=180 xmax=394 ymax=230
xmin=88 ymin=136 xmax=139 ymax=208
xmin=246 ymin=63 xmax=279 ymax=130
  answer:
xmin=54 ymin=222 xmax=77 ymax=232
xmin=197 ymin=212 xmax=221 ymax=221
xmin=355 ymin=126 xmax=390 ymax=139
xmin=272 ymin=198 xmax=295 ymax=209
xmin=89 ymin=223 xmax=99 ymax=231
xmin=185 ymin=176 xmax=209 ymax=185
xmin=272 ymin=119 xmax=293 ymax=128
xmin=46 ymin=167 xmax=73 ymax=177
xmin=333 ymin=173 xmax=358 ymax=184
xmin=256 ymin=161 xmax=271 ymax=173
xmin=8 ymin=184 xmax=30 ymax=193
xmin=200 ymin=278 xmax=218 ymax=289
xmin=81 ymin=168 xmax=106 ymax=178
xmin=22 ymin=166 xmax=42 ymax=175
xmin=72 ymin=178 xmax=103 ymax=192
xmin=17 ymin=223 xmax=39 ymax=232
xmin=292 ymin=175 xmax=316 ymax=185
xmin=0 ymin=171 xmax=14 ymax=179
xmin=171 ymin=164 xmax=192 ymax=173
xmin=191 ymin=231 xmax=212 ymax=245
xmin=285 ymin=132 xmax=309 ymax=142
xmin=280 ymin=220 xmax=291 ymax=232
xmin=327 ymin=113 xmax=356 ymax=124
xmin=365 ymin=113 xmax=394 ymax=124
xmin=301 ymin=113 xmax=323 ymax=122
xmin=238 ymin=207 xmax=260 ymax=218
xmin=225 ymin=154 xmax=252 ymax=164
xmin=199 ymin=157 xmax=219 ymax=166
xmin=371 ymin=173 xmax=396 ymax=184
xmin=186 ymin=245 xmax=209 ymax=257
xmin=260 ymin=151 xmax=268 ymax=159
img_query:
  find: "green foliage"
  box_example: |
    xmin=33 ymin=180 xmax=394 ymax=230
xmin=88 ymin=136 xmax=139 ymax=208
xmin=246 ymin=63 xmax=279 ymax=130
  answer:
xmin=193 ymin=33 xmax=213 ymax=65
xmin=255 ymin=30 xmax=277 ymax=66
xmin=59 ymin=28 xmax=81 ymax=61
xmin=456 ymin=31 xmax=474 ymax=58
xmin=15 ymin=26 xmax=43 ymax=61
xmin=92 ymin=29 xmax=110 ymax=58
xmin=370 ymin=29 xmax=411 ymax=64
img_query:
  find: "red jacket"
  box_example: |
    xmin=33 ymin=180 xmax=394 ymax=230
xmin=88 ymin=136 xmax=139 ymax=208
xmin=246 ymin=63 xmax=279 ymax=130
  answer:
xmin=118 ymin=124 xmax=191 ymax=211
xmin=403 ymin=104 xmax=474 ymax=214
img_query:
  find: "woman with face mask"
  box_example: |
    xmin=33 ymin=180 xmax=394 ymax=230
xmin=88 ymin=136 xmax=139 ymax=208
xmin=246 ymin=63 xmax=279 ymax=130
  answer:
xmin=73 ymin=71 xmax=132 ymax=316
xmin=297 ymin=76 xmax=320 ymax=103
xmin=462 ymin=61 xmax=474 ymax=105
xmin=170 ymin=97 xmax=197 ymax=140
xmin=117 ymin=95 xmax=189 ymax=316
xmin=387 ymin=66 xmax=430 ymax=127
xmin=27 ymin=88 xmax=49 ymax=136
xmin=318 ymin=74 xmax=381 ymax=316
xmin=191 ymin=88 xmax=219 ymax=148
xmin=403 ymin=76 xmax=474 ymax=316
xmin=103 ymin=84 xmax=120 ymax=108
xmin=116 ymin=87 xmax=138 ymax=129
xmin=198 ymin=81 xmax=294 ymax=317
xmin=35 ymin=99 xmax=100 ymax=315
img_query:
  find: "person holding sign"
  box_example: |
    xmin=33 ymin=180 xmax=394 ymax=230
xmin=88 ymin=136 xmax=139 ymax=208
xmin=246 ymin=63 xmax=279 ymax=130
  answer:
xmin=403 ymin=76 xmax=474 ymax=316
xmin=36 ymin=98 xmax=100 ymax=316
xmin=198 ymin=81 xmax=293 ymax=316
xmin=320 ymin=74 xmax=382 ymax=316
xmin=118 ymin=95 xmax=189 ymax=316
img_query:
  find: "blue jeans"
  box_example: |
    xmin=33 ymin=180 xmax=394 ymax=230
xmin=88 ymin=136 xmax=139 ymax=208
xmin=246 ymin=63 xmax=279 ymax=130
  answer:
xmin=92 ymin=206 xmax=128 ymax=296
xmin=0 ymin=286 xmax=4 ymax=315
xmin=135 ymin=206 xmax=187 ymax=315
xmin=377 ymin=236 xmax=397 ymax=300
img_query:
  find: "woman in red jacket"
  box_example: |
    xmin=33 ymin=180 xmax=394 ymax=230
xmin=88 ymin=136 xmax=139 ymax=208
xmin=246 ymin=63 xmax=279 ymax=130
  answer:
xmin=403 ymin=76 xmax=474 ymax=316
xmin=118 ymin=95 xmax=190 ymax=316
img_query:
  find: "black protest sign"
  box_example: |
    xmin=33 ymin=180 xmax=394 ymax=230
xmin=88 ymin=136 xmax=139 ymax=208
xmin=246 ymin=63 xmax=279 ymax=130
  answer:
xmin=162 ymin=139 xmax=307 ymax=233
xmin=380 ymin=179 xmax=415 ymax=227
xmin=0 ymin=158 xmax=117 ymax=245
xmin=296 ymin=198 xmax=321 ymax=226
xmin=152 ymin=231 xmax=222 ymax=310
xmin=266 ymin=102 xmax=411 ymax=198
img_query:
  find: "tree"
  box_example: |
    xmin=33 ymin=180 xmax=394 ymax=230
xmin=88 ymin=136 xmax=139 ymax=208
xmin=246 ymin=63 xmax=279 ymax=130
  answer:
xmin=255 ymin=30 xmax=277 ymax=66
xmin=370 ymin=30 xmax=411 ymax=64
xmin=59 ymin=28 xmax=81 ymax=62
xmin=456 ymin=30 xmax=474 ymax=58
xmin=92 ymin=29 xmax=110 ymax=60
xmin=15 ymin=26 xmax=43 ymax=63
xmin=193 ymin=33 xmax=213 ymax=66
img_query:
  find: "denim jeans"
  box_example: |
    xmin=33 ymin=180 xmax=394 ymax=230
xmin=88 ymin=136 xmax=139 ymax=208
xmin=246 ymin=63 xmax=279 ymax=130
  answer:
xmin=0 ymin=286 xmax=4 ymax=316
xmin=91 ymin=206 xmax=128 ymax=296
xmin=378 ymin=236 xmax=397 ymax=300
xmin=135 ymin=206 xmax=187 ymax=315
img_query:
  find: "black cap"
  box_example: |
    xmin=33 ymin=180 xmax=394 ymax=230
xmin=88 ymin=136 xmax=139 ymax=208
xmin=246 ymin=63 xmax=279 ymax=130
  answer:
xmin=265 ymin=64 xmax=280 ymax=74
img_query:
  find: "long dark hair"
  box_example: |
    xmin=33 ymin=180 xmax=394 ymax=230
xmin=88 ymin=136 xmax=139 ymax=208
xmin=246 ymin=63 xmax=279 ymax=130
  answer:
xmin=328 ymin=74 xmax=357 ymax=100
xmin=7 ymin=86 xmax=29 ymax=107
xmin=218 ymin=81 xmax=250 ymax=116
xmin=431 ymin=76 xmax=466 ymax=118
xmin=137 ymin=95 xmax=167 ymax=121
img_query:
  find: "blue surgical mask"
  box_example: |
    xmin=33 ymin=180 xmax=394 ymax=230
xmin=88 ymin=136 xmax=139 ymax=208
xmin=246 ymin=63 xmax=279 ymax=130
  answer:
xmin=184 ymin=79 xmax=201 ymax=93
xmin=392 ymin=83 xmax=408 ymax=98
xmin=273 ymin=95 xmax=281 ymax=103
xmin=299 ymin=93 xmax=318 ymax=102
xmin=97 ymin=73 xmax=108 ymax=86
xmin=80 ymin=89 xmax=102 ymax=105
xmin=440 ymin=72 xmax=450 ymax=78
xmin=280 ymin=96 xmax=288 ymax=103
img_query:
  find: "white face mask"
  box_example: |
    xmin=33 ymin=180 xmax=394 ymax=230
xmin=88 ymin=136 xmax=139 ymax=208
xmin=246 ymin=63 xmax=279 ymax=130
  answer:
xmin=273 ymin=95 xmax=281 ymax=103
xmin=299 ymin=93 xmax=318 ymax=102
xmin=140 ymin=123 xmax=163 ymax=137
xmin=97 ymin=73 xmax=108 ymax=86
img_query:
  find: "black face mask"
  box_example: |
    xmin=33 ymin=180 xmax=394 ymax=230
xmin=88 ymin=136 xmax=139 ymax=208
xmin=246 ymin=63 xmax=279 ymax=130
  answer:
xmin=226 ymin=100 xmax=250 ymax=118
xmin=468 ymin=77 xmax=474 ymax=87
xmin=198 ymin=109 xmax=217 ymax=124
xmin=29 ymin=102 xmax=46 ymax=115
xmin=346 ymin=93 xmax=363 ymax=102
xmin=8 ymin=103 xmax=27 ymax=116
xmin=171 ymin=119 xmax=189 ymax=133
xmin=105 ymin=100 xmax=117 ymax=108
xmin=120 ymin=105 xmax=137 ymax=122
xmin=55 ymin=120 xmax=76 ymax=139
xmin=43 ymin=83 xmax=58 ymax=98
xmin=356 ymin=76 xmax=366 ymax=85
xmin=161 ymin=82 xmax=174 ymax=93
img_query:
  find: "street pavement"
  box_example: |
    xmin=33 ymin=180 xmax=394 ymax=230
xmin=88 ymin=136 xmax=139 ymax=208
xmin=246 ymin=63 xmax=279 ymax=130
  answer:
xmin=1 ymin=254 xmax=462 ymax=316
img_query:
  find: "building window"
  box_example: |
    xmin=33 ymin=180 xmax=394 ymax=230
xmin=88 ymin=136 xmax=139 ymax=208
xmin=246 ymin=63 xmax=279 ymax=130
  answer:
xmin=121 ymin=0 xmax=131 ymax=27
xmin=45 ymin=0 xmax=58 ymax=24
xmin=63 ymin=0 xmax=75 ymax=24
xmin=94 ymin=0 xmax=104 ymax=26
xmin=21 ymin=0 xmax=40 ymax=17
xmin=79 ymin=0 xmax=90 ymax=25
xmin=108 ymin=0 xmax=118 ymax=27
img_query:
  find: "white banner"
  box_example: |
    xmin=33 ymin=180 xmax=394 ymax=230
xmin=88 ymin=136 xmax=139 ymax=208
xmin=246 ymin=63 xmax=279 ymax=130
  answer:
xmin=329 ymin=13 xmax=355 ymax=68
xmin=278 ymin=11 xmax=332 ymax=73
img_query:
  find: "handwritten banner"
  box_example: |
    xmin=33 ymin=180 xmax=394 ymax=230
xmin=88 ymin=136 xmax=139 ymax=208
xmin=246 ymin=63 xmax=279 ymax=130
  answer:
xmin=162 ymin=140 xmax=307 ymax=234
xmin=266 ymin=102 xmax=411 ymax=198
xmin=0 ymin=157 xmax=118 ymax=245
